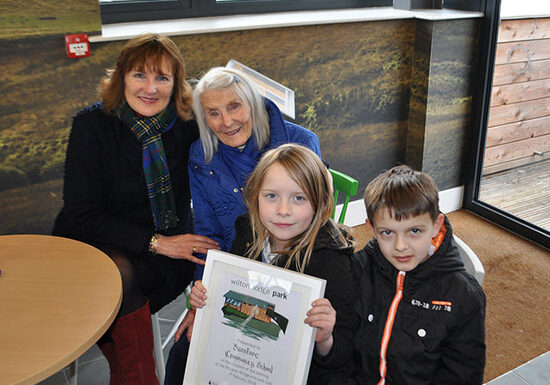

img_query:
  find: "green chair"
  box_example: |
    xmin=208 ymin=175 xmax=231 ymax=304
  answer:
xmin=329 ymin=168 xmax=359 ymax=224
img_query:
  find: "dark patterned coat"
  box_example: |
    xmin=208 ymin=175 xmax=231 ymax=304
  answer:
xmin=53 ymin=103 xmax=198 ymax=312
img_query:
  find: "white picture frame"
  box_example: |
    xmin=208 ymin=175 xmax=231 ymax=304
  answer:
xmin=183 ymin=249 xmax=326 ymax=385
xmin=226 ymin=58 xmax=296 ymax=119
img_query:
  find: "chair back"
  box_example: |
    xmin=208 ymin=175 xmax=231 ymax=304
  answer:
xmin=329 ymin=168 xmax=359 ymax=224
xmin=453 ymin=235 xmax=485 ymax=285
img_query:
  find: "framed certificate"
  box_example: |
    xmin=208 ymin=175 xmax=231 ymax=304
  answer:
xmin=183 ymin=249 xmax=326 ymax=385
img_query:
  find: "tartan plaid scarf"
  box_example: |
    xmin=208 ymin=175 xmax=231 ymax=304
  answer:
xmin=119 ymin=103 xmax=179 ymax=231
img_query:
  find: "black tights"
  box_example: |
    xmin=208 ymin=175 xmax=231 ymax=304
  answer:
xmin=104 ymin=248 xmax=147 ymax=317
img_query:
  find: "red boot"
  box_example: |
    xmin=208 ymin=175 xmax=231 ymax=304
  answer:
xmin=98 ymin=341 xmax=126 ymax=385
xmin=110 ymin=302 xmax=159 ymax=385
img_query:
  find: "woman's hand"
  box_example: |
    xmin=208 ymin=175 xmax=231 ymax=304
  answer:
xmin=305 ymin=298 xmax=336 ymax=356
xmin=155 ymin=234 xmax=219 ymax=264
xmin=174 ymin=308 xmax=196 ymax=343
xmin=189 ymin=280 xmax=208 ymax=309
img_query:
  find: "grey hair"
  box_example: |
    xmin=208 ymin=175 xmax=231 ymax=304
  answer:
xmin=192 ymin=67 xmax=270 ymax=163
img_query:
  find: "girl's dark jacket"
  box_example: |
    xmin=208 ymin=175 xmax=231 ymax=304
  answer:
xmin=352 ymin=216 xmax=486 ymax=385
xmin=231 ymin=214 xmax=359 ymax=385
xmin=53 ymin=103 xmax=198 ymax=313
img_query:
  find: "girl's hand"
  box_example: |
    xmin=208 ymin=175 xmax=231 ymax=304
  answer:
xmin=155 ymin=234 xmax=219 ymax=264
xmin=305 ymin=298 xmax=336 ymax=356
xmin=174 ymin=279 xmax=207 ymax=343
xmin=189 ymin=280 xmax=208 ymax=309
xmin=174 ymin=308 xmax=196 ymax=343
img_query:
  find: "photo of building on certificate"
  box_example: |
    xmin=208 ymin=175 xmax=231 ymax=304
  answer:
xmin=222 ymin=290 xmax=289 ymax=340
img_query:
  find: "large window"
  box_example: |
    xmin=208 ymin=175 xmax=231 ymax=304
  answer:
xmin=99 ymin=0 xmax=391 ymax=24
xmin=463 ymin=0 xmax=550 ymax=249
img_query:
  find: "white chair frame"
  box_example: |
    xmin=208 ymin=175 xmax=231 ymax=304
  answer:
xmin=152 ymin=284 xmax=192 ymax=384
xmin=454 ymin=235 xmax=485 ymax=285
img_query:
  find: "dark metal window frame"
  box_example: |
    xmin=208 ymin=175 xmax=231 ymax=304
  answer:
xmin=100 ymin=0 xmax=391 ymax=25
xmin=442 ymin=0 xmax=482 ymax=11
xmin=463 ymin=0 xmax=550 ymax=249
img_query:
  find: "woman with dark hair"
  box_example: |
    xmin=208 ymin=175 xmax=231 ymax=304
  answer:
xmin=53 ymin=33 xmax=218 ymax=384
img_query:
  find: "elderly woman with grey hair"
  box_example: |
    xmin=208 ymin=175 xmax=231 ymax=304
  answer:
xmin=163 ymin=67 xmax=321 ymax=385
xmin=188 ymin=66 xmax=321 ymax=281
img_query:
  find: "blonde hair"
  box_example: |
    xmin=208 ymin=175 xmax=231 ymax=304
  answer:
xmin=98 ymin=33 xmax=193 ymax=120
xmin=193 ymin=67 xmax=270 ymax=163
xmin=244 ymin=144 xmax=349 ymax=273
xmin=364 ymin=165 xmax=440 ymax=224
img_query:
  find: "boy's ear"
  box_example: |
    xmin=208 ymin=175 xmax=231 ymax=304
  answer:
xmin=366 ymin=219 xmax=376 ymax=238
xmin=432 ymin=213 xmax=445 ymax=238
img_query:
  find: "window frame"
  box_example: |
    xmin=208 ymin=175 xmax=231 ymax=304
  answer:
xmin=99 ymin=0 xmax=392 ymax=25
xmin=462 ymin=0 xmax=550 ymax=249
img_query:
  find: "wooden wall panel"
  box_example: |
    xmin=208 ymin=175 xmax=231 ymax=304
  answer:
xmin=497 ymin=17 xmax=550 ymax=42
xmin=483 ymin=18 xmax=550 ymax=174
xmin=484 ymin=135 xmax=550 ymax=166
xmin=491 ymin=78 xmax=550 ymax=107
xmin=486 ymin=116 xmax=550 ymax=147
xmin=487 ymin=97 xmax=550 ymax=127
xmin=493 ymin=59 xmax=550 ymax=86
xmin=494 ymin=39 xmax=550 ymax=65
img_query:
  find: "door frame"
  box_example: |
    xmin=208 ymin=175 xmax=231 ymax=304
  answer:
xmin=462 ymin=0 xmax=550 ymax=249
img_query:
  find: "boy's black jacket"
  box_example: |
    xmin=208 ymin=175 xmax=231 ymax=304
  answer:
xmin=352 ymin=216 xmax=486 ymax=385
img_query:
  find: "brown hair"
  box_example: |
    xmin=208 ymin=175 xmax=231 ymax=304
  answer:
xmin=98 ymin=33 xmax=193 ymax=120
xmin=244 ymin=144 xmax=349 ymax=273
xmin=364 ymin=165 xmax=440 ymax=224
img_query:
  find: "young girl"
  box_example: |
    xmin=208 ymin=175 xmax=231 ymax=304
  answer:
xmin=190 ymin=143 xmax=358 ymax=384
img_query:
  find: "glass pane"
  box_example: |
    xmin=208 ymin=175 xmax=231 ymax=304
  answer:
xmin=478 ymin=8 xmax=550 ymax=233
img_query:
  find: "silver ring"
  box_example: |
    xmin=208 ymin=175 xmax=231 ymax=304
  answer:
xmin=192 ymin=247 xmax=196 ymax=253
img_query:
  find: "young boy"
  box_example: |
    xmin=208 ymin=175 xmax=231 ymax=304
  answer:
xmin=353 ymin=165 xmax=486 ymax=385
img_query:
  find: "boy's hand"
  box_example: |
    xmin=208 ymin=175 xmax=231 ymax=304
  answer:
xmin=189 ymin=280 xmax=208 ymax=309
xmin=174 ymin=308 xmax=196 ymax=343
xmin=305 ymin=298 xmax=336 ymax=356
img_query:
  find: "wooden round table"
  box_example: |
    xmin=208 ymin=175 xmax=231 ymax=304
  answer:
xmin=0 ymin=235 xmax=122 ymax=385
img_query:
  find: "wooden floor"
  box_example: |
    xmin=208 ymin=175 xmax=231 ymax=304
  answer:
xmin=479 ymin=159 xmax=550 ymax=231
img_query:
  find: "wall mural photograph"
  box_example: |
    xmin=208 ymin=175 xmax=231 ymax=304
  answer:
xmin=0 ymin=0 xmax=476 ymax=236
